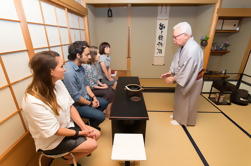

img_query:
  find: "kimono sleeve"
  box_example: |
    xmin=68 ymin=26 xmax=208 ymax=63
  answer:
xmin=175 ymin=53 xmax=201 ymax=95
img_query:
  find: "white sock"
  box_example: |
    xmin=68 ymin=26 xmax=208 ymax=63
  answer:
xmin=170 ymin=120 xmax=180 ymax=126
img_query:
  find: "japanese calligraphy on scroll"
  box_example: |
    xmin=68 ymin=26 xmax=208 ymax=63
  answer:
xmin=153 ymin=6 xmax=169 ymax=65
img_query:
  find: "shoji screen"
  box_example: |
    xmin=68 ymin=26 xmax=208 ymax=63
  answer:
xmin=0 ymin=0 xmax=85 ymax=159
xmin=0 ymin=0 xmax=29 ymax=157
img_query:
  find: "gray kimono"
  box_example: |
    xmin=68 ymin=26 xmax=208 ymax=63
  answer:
xmin=170 ymin=37 xmax=203 ymax=125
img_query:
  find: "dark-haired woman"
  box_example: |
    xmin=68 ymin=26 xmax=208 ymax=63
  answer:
xmin=99 ymin=42 xmax=117 ymax=89
xmin=22 ymin=51 xmax=100 ymax=165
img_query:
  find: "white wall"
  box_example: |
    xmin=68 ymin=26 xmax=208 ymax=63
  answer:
xmin=88 ymin=5 xmax=214 ymax=78
xmin=93 ymin=7 xmax=128 ymax=70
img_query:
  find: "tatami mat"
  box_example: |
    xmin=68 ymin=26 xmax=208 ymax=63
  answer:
xmin=52 ymin=119 xmax=118 ymax=166
xmin=187 ymin=113 xmax=251 ymax=166
xmin=143 ymin=93 xmax=174 ymax=111
xmin=143 ymin=93 xmax=219 ymax=112
xmin=35 ymin=83 xmax=250 ymax=166
xmin=53 ymin=112 xmax=203 ymax=166
xmin=202 ymin=94 xmax=251 ymax=134
xmin=141 ymin=112 xmax=203 ymax=166
xmin=139 ymin=78 xmax=175 ymax=87
xmin=217 ymin=104 xmax=251 ymax=133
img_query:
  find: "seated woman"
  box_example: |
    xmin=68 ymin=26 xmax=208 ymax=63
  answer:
xmin=22 ymin=51 xmax=100 ymax=166
xmin=99 ymin=42 xmax=117 ymax=89
xmin=83 ymin=46 xmax=115 ymax=103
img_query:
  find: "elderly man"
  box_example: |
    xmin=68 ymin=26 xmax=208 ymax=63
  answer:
xmin=161 ymin=22 xmax=203 ymax=126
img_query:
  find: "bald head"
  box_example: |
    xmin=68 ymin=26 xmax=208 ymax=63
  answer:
xmin=173 ymin=22 xmax=192 ymax=36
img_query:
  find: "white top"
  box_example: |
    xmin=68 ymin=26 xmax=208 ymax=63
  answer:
xmin=111 ymin=134 xmax=146 ymax=161
xmin=22 ymin=80 xmax=74 ymax=151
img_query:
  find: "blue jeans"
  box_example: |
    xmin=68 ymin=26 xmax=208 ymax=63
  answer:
xmin=75 ymin=97 xmax=108 ymax=128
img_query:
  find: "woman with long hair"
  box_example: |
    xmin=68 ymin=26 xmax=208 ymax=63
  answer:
xmin=22 ymin=51 xmax=100 ymax=166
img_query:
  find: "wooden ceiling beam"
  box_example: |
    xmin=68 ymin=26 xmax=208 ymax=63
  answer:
xmin=218 ymin=8 xmax=251 ymax=17
xmin=86 ymin=0 xmax=217 ymax=5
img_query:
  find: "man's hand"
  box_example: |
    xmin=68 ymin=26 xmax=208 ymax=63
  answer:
xmin=101 ymin=83 xmax=108 ymax=89
xmin=91 ymin=97 xmax=99 ymax=108
xmin=161 ymin=72 xmax=172 ymax=78
xmin=108 ymin=77 xmax=114 ymax=81
xmin=164 ymin=76 xmax=175 ymax=84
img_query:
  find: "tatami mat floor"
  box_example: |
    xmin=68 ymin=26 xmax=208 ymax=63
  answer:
xmin=143 ymin=93 xmax=220 ymax=113
xmin=140 ymin=78 xmax=176 ymax=87
xmin=33 ymin=79 xmax=251 ymax=166
xmin=202 ymin=94 xmax=251 ymax=134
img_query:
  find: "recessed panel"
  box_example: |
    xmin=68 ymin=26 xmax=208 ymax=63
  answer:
xmin=50 ymin=46 xmax=63 ymax=57
xmin=0 ymin=65 xmax=7 ymax=87
xmin=242 ymin=75 xmax=251 ymax=84
xmin=79 ymin=17 xmax=84 ymax=29
xmin=243 ymin=52 xmax=251 ymax=75
xmin=80 ymin=30 xmax=85 ymax=41
xmin=1 ymin=51 xmax=31 ymax=83
xmin=0 ymin=0 xmax=18 ymax=20
xmin=68 ymin=13 xmax=79 ymax=29
xmin=28 ymin=24 xmax=48 ymax=48
xmin=41 ymin=1 xmax=57 ymax=25
xmin=12 ymin=78 xmax=32 ymax=109
xmin=22 ymin=0 xmax=43 ymax=23
xmin=75 ymin=30 xmax=81 ymax=41
xmin=0 ymin=114 xmax=25 ymax=155
xmin=239 ymin=83 xmax=251 ymax=94
xmin=0 ymin=87 xmax=17 ymax=121
xmin=70 ymin=29 xmax=81 ymax=43
xmin=59 ymin=28 xmax=69 ymax=44
xmin=70 ymin=29 xmax=75 ymax=43
xmin=46 ymin=26 xmax=60 ymax=46
xmin=55 ymin=7 xmax=67 ymax=27
xmin=62 ymin=45 xmax=69 ymax=61
xmin=0 ymin=21 xmax=26 ymax=53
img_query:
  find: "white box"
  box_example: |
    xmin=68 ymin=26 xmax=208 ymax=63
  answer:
xmin=222 ymin=20 xmax=239 ymax=30
xmin=111 ymin=134 xmax=146 ymax=161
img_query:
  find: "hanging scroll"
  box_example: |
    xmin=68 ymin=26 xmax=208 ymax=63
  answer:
xmin=153 ymin=6 xmax=170 ymax=66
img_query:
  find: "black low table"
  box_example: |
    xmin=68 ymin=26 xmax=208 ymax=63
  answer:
xmin=110 ymin=77 xmax=149 ymax=142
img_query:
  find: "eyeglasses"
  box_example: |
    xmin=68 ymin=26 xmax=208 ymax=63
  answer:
xmin=173 ymin=33 xmax=185 ymax=39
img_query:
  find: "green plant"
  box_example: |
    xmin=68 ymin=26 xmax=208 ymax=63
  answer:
xmin=200 ymin=35 xmax=209 ymax=41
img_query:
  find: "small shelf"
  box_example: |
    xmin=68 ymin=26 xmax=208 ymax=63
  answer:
xmin=216 ymin=30 xmax=239 ymax=33
xmin=211 ymin=50 xmax=230 ymax=56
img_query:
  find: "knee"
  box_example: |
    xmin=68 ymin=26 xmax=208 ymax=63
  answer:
xmin=95 ymin=130 xmax=101 ymax=139
xmin=86 ymin=139 xmax=98 ymax=152
xmin=97 ymin=112 xmax=105 ymax=122
xmin=100 ymin=98 xmax=108 ymax=107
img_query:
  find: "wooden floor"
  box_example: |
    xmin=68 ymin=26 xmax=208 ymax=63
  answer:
xmin=32 ymin=79 xmax=251 ymax=166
